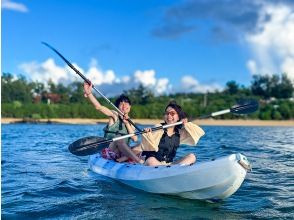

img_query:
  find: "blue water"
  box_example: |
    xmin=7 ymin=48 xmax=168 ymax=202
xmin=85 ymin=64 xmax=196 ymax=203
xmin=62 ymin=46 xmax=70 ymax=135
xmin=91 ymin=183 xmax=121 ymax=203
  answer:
xmin=1 ymin=124 xmax=294 ymax=219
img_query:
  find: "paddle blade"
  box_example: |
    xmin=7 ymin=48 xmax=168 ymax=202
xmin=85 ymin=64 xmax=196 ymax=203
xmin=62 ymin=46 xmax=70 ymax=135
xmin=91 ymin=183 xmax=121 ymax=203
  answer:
xmin=230 ymin=100 xmax=259 ymax=115
xmin=68 ymin=136 xmax=109 ymax=156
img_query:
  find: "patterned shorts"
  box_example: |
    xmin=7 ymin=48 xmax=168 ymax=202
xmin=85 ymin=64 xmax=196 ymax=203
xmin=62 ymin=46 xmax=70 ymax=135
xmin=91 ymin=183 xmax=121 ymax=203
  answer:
xmin=101 ymin=148 xmax=119 ymax=160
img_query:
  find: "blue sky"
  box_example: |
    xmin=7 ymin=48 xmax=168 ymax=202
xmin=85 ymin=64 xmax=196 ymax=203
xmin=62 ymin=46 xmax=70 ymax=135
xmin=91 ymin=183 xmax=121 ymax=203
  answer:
xmin=2 ymin=0 xmax=294 ymax=96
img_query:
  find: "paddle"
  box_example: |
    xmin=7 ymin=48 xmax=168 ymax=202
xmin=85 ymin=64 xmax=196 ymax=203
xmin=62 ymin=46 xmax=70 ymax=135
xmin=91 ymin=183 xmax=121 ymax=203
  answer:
xmin=198 ymin=99 xmax=259 ymax=119
xmin=69 ymin=99 xmax=258 ymax=156
xmin=69 ymin=121 xmax=183 ymax=156
xmin=41 ymin=42 xmax=142 ymax=132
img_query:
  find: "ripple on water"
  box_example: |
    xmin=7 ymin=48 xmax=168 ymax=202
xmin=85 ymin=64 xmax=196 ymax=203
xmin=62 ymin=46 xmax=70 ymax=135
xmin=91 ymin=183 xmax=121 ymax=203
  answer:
xmin=1 ymin=124 xmax=294 ymax=219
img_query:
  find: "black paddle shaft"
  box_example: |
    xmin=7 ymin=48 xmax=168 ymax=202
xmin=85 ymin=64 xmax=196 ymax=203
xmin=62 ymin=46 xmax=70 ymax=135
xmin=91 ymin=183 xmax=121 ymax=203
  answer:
xmin=42 ymin=42 xmax=142 ymax=132
xmin=68 ymin=122 xmax=183 ymax=156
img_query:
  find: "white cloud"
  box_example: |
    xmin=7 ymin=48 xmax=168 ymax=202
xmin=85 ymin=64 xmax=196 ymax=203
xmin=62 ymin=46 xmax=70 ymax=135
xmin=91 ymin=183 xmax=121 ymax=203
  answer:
xmin=18 ymin=58 xmax=117 ymax=87
xmin=18 ymin=58 xmax=172 ymax=95
xmin=84 ymin=59 xmax=115 ymax=85
xmin=245 ymin=3 xmax=294 ymax=80
xmin=282 ymin=57 xmax=294 ymax=75
xmin=134 ymin=70 xmax=156 ymax=87
xmin=19 ymin=58 xmax=72 ymax=84
xmin=156 ymin=78 xmax=170 ymax=94
xmin=246 ymin=59 xmax=257 ymax=74
xmin=86 ymin=67 xmax=115 ymax=85
xmin=180 ymin=75 xmax=223 ymax=93
xmin=1 ymin=0 xmax=28 ymax=12
xmin=133 ymin=69 xmax=171 ymax=95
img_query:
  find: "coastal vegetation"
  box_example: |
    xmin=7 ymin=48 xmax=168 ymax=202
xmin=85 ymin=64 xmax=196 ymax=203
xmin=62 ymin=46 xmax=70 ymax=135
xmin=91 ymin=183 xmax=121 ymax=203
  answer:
xmin=1 ymin=73 xmax=294 ymax=120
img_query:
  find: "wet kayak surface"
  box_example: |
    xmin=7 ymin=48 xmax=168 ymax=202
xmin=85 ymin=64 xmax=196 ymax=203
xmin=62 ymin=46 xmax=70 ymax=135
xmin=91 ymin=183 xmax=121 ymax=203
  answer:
xmin=2 ymin=124 xmax=293 ymax=219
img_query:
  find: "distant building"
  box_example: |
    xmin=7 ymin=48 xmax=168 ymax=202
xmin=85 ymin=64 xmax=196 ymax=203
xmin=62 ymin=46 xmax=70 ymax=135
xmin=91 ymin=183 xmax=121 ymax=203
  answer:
xmin=33 ymin=93 xmax=61 ymax=104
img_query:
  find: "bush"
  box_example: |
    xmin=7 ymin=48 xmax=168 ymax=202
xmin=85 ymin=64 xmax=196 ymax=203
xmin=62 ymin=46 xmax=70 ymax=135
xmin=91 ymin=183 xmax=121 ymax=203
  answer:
xmin=31 ymin=113 xmax=41 ymax=119
xmin=271 ymin=110 xmax=282 ymax=120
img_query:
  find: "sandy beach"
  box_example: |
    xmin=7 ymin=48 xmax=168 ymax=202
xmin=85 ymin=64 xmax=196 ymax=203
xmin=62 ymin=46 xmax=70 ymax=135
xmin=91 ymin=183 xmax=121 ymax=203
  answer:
xmin=1 ymin=117 xmax=294 ymax=126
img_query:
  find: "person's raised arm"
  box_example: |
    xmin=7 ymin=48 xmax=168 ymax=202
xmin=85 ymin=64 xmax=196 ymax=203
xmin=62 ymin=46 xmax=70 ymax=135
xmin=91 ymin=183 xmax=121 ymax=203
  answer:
xmin=84 ymin=82 xmax=115 ymax=119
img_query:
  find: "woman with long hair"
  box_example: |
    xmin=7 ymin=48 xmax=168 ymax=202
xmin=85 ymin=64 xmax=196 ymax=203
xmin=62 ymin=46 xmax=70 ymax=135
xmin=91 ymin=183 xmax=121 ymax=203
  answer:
xmin=140 ymin=101 xmax=205 ymax=166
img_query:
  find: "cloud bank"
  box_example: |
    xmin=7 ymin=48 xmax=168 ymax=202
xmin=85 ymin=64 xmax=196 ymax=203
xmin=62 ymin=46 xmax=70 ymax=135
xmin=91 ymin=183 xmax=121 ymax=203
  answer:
xmin=18 ymin=58 xmax=221 ymax=96
xmin=245 ymin=3 xmax=294 ymax=79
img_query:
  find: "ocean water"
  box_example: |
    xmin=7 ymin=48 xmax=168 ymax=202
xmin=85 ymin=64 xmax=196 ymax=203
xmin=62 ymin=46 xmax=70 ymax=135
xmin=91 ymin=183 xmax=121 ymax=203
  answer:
xmin=1 ymin=123 xmax=293 ymax=219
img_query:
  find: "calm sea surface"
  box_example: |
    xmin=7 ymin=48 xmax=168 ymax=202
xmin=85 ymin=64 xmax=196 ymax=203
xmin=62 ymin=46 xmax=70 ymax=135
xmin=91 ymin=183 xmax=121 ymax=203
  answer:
xmin=1 ymin=123 xmax=294 ymax=219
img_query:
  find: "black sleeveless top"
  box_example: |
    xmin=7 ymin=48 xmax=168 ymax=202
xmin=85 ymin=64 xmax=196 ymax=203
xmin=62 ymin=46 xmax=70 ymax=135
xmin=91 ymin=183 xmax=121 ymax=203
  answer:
xmin=142 ymin=128 xmax=180 ymax=163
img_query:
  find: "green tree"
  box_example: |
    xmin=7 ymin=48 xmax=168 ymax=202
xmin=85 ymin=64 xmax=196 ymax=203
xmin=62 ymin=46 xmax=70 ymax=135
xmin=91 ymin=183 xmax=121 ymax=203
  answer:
xmin=48 ymin=79 xmax=57 ymax=93
xmin=56 ymin=83 xmax=71 ymax=103
xmin=251 ymin=73 xmax=294 ymax=99
xmin=268 ymin=74 xmax=280 ymax=98
xmin=68 ymin=82 xmax=85 ymax=103
xmin=225 ymin=80 xmax=239 ymax=95
xmin=251 ymin=75 xmax=270 ymax=98
xmin=1 ymin=74 xmax=33 ymax=103
xmin=30 ymin=81 xmax=45 ymax=95
xmin=278 ymin=103 xmax=291 ymax=119
xmin=1 ymin=73 xmax=14 ymax=102
xmin=271 ymin=110 xmax=282 ymax=120
xmin=279 ymin=73 xmax=294 ymax=98
xmin=124 ymin=84 xmax=154 ymax=105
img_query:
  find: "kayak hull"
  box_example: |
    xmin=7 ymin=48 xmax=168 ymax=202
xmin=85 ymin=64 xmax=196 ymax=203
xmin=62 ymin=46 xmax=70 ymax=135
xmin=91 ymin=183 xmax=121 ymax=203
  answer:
xmin=88 ymin=153 xmax=250 ymax=200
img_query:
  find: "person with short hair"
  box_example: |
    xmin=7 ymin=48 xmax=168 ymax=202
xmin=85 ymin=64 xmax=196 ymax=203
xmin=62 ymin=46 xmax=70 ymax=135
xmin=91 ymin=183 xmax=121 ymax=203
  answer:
xmin=84 ymin=82 xmax=143 ymax=164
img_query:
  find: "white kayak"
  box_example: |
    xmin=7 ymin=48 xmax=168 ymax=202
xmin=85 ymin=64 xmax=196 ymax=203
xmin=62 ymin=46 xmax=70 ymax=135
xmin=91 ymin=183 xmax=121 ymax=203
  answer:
xmin=88 ymin=153 xmax=251 ymax=201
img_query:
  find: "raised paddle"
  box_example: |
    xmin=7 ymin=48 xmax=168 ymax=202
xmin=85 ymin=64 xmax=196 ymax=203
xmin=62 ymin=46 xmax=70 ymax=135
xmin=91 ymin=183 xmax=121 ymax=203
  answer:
xmin=42 ymin=42 xmax=142 ymax=132
xmin=69 ymin=99 xmax=259 ymax=156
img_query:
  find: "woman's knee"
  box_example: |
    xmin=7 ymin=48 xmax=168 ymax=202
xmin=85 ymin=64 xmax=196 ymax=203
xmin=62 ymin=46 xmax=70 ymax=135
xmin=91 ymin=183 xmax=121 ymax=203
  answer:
xmin=145 ymin=157 xmax=160 ymax=166
xmin=188 ymin=153 xmax=196 ymax=159
xmin=187 ymin=153 xmax=196 ymax=163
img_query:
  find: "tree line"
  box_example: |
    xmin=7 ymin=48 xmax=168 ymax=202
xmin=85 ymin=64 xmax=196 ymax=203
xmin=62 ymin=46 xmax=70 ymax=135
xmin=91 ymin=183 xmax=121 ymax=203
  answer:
xmin=1 ymin=72 xmax=294 ymax=120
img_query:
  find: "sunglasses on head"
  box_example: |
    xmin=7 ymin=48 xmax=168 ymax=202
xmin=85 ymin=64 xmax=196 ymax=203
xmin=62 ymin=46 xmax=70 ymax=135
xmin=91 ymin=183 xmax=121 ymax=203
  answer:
xmin=165 ymin=111 xmax=178 ymax=117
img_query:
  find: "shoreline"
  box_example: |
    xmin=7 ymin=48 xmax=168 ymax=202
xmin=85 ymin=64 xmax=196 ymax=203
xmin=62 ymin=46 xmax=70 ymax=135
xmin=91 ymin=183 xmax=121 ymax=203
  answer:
xmin=1 ymin=118 xmax=294 ymax=126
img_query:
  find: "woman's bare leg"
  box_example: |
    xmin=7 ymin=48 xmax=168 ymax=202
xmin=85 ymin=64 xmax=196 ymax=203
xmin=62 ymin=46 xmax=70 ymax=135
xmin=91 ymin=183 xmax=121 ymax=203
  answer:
xmin=145 ymin=157 xmax=162 ymax=166
xmin=173 ymin=153 xmax=196 ymax=165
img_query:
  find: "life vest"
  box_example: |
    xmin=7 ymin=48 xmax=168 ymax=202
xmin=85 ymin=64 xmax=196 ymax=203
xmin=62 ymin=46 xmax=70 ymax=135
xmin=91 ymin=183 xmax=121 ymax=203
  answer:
xmin=103 ymin=117 xmax=130 ymax=144
xmin=142 ymin=126 xmax=180 ymax=163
